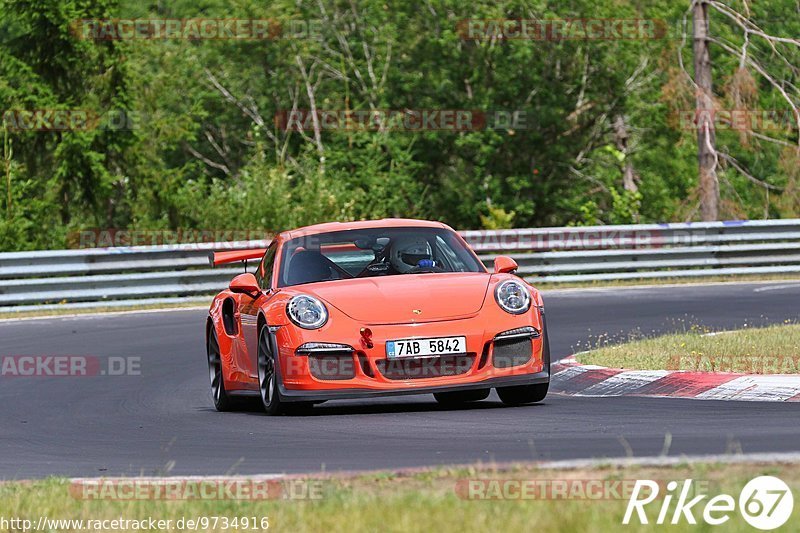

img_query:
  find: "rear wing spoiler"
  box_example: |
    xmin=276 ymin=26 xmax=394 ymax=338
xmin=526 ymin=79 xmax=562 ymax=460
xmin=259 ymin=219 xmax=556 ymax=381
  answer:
xmin=209 ymin=248 xmax=267 ymax=267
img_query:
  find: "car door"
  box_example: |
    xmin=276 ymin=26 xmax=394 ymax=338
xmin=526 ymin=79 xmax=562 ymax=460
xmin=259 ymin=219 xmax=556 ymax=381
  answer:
xmin=238 ymin=241 xmax=278 ymax=379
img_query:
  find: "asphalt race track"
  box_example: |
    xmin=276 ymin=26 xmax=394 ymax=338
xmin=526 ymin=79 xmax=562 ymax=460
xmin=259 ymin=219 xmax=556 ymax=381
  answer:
xmin=1 ymin=281 xmax=800 ymax=479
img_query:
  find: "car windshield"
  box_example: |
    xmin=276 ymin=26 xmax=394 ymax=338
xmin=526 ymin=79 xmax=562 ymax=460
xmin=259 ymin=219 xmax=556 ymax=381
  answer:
xmin=278 ymin=227 xmax=485 ymax=287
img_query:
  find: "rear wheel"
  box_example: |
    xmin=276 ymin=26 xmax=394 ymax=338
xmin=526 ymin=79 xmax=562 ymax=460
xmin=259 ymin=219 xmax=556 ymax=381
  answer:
xmin=207 ymin=329 xmax=236 ymax=412
xmin=433 ymin=389 xmax=490 ymax=405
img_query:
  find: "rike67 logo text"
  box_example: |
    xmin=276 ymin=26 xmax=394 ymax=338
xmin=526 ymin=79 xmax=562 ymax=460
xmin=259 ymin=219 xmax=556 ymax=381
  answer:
xmin=624 ymin=476 xmax=794 ymax=530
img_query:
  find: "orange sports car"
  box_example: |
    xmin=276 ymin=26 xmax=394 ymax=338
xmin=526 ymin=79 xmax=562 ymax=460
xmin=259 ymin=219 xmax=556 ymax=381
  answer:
xmin=206 ymin=219 xmax=550 ymax=414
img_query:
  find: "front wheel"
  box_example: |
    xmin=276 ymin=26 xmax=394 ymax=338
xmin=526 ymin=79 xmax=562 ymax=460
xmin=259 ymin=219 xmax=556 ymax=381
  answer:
xmin=497 ymin=317 xmax=550 ymax=406
xmin=257 ymin=326 xmax=284 ymax=415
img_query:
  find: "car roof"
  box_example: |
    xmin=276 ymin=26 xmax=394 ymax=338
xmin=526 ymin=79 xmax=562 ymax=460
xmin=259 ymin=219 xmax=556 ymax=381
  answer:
xmin=281 ymin=218 xmax=450 ymax=240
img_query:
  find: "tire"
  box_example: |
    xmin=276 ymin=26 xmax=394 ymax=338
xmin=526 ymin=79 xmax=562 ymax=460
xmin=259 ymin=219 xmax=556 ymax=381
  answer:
xmin=207 ymin=328 xmax=236 ymax=412
xmin=257 ymin=326 xmax=285 ymax=415
xmin=433 ymin=388 xmax=490 ymax=405
xmin=496 ymin=317 xmax=551 ymax=406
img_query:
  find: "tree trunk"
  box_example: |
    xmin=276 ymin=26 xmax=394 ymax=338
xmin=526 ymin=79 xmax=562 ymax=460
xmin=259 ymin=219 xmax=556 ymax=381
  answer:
xmin=692 ymin=0 xmax=719 ymax=221
xmin=3 ymin=129 xmax=10 ymax=219
xmin=613 ymin=115 xmax=639 ymax=194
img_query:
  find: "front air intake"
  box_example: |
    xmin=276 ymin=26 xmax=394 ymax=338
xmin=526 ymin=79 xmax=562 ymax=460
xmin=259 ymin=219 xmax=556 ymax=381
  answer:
xmin=492 ymin=337 xmax=533 ymax=368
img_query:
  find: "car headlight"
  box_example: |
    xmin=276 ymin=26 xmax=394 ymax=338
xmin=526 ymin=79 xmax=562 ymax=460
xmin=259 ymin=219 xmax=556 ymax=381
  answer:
xmin=287 ymin=295 xmax=328 ymax=329
xmin=494 ymin=279 xmax=531 ymax=315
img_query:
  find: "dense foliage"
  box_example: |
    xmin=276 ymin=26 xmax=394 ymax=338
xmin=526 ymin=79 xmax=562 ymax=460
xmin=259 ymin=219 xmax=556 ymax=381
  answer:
xmin=1 ymin=0 xmax=798 ymax=250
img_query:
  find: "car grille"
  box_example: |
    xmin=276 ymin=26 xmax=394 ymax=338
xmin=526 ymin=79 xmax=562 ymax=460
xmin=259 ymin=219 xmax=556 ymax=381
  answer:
xmin=376 ymin=354 xmax=476 ymax=380
xmin=492 ymin=338 xmax=533 ymax=368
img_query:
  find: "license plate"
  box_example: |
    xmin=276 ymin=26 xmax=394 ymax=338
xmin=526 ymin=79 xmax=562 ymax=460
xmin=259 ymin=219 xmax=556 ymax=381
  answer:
xmin=386 ymin=336 xmax=467 ymax=359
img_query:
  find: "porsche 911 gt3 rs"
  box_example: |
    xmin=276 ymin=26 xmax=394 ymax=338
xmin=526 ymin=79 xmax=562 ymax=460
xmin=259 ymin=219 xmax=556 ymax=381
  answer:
xmin=206 ymin=219 xmax=550 ymax=414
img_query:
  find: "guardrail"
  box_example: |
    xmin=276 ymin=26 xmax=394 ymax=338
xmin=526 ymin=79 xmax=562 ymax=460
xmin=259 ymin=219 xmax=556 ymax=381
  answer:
xmin=2 ymin=220 xmax=800 ymax=312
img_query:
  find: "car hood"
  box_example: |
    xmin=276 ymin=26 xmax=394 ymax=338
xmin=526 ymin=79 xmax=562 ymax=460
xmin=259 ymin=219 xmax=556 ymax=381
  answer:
xmin=302 ymin=273 xmax=491 ymax=325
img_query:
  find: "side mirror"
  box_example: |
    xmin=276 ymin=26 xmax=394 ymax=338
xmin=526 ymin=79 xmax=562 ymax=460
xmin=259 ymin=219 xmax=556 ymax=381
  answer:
xmin=493 ymin=256 xmax=518 ymax=274
xmin=229 ymin=273 xmax=260 ymax=297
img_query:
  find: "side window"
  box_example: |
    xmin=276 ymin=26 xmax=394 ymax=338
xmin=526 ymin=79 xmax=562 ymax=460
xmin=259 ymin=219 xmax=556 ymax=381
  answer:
xmin=435 ymin=236 xmax=467 ymax=271
xmin=255 ymin=242 xmax=278 ymax=289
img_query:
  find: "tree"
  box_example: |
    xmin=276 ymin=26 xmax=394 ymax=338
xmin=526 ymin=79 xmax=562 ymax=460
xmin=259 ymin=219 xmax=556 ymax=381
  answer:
xmin=692 ymin=0 xmax=719 ymax=221
xmin=684 ymin=0 xmax=800 ymax=221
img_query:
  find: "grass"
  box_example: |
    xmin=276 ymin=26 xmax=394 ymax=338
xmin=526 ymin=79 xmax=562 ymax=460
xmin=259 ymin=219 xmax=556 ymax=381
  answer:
xmin=578 ymin=323 xmax=800 ymax=373
xmin=0 ymin=300 xmax=210 ymax=320
xmin=1 ymin=462 xmax=799 ymax=532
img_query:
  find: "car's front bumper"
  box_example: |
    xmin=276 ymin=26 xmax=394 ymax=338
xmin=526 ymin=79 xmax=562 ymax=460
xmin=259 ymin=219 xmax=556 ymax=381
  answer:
xmin=271 ymin=307 xmax=549 ymax=402
xmin=277 ymin=369 xmax=549 ymax=402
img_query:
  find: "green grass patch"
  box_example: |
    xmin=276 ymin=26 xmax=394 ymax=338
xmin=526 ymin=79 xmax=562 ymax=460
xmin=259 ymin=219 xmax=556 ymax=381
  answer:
xmin=0 ymin=301 xmax=210 ymax=320
xmin=1 ymin=463 xmax=799 ymax=532
xmin=578 ymin=324 xmax=800 ymax=373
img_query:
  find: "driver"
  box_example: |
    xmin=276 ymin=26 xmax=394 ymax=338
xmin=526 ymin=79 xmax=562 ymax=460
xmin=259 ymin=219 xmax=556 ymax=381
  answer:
xmin=390 ymin=236 xmax=434 ymax=273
